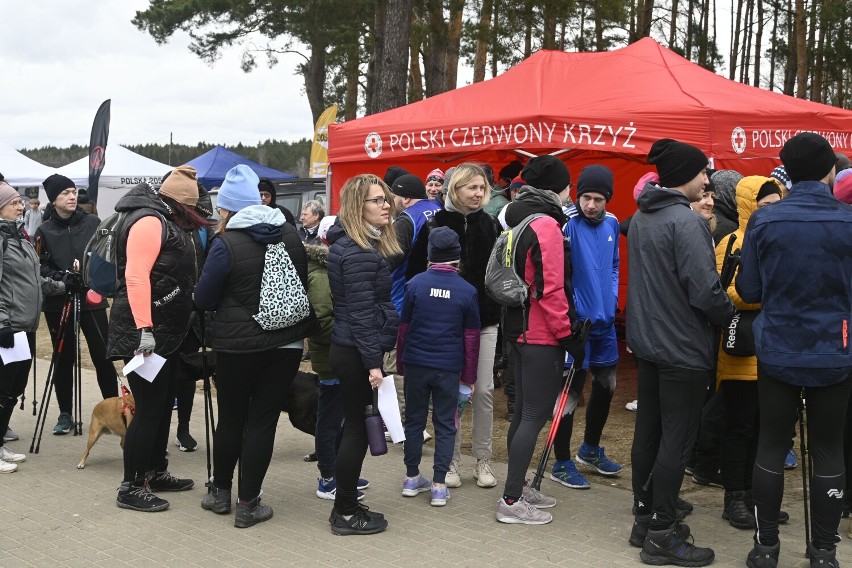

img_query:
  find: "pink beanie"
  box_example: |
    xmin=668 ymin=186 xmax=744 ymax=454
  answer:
xmin=633 ymin=172 xmax=660 ymax=201
xmin=834 ymin=168 xmax=852 ymax=205
xmin=426 ymin=169 xmax=445 ymax=183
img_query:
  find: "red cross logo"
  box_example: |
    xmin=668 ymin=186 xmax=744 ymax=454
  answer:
xmin=364 ymin=132 xmax=383 ymax=159
xmin=731 ymin=128 xmax=747 ymax=154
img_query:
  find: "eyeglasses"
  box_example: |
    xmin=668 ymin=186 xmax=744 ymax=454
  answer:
xmin=364 ymin=196 xmax=388 ymax=207
xmin=6 ymin=198 xmax=24 ymax=208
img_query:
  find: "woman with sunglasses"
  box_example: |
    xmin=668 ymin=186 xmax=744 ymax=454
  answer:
xmin=326 ymin=174 xmax=402 ymax=535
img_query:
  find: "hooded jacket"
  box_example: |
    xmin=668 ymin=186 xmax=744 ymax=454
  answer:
xmin=502 ymin=187 xmax=574 ymax=346
xmin=194 ymin=205 xmax=318 ymax=354
xmin=34 ymin=207 xmax=108 ymax=313
xmin=107 ymin=184 xmax=198 ymax=360
xmin=1 ymin=219 xmax=46 ymax=333
xmin=305 ymin=242 xmax=333 ymax=378
xmin=714 ymin=176 xmax=783 ymax=384
xmin=626 ymin=185 xmax=734 ymax=370
xmin=326 ymin=221 xmax=398 ymax=370
xmin=736 ymin=180 xmax=852 ymax=386
xmin=710 ymin=170 xmax=743 ymax=243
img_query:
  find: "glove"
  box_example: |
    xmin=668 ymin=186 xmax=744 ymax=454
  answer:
xmin=559 ymin=324 xmax=587 ymax=369
xmin=62 ymin=271 xmax=85 ymax=294
xmin=0 ymin=327 xmax=15 ymax=349
xmin=136 ymin=328 xmax=156 ymax=355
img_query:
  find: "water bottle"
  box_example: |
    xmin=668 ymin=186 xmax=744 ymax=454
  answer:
xmin=364 ymin=390 xmax=388 ymax=456
xmin=457 ymin=384 xmax=472 ymax=418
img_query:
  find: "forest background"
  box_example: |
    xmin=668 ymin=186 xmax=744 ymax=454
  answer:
xmin=20 ymin=0 xmax=851 ymax=175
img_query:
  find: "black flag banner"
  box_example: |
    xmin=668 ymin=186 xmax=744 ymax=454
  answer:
xmin=87 ymin=99 xmax=111 ymax=205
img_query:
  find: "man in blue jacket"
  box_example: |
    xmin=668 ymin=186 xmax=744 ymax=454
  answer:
xmin=549 ymin=165 xmax=622 ymax=491
xmin=737 ymin=132 xmax=852 ymax=568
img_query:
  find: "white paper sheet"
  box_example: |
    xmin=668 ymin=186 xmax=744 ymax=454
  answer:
xmin=0 ymin=332 xmax=31 ymax=364
xmin=122 ymin=353 xmax=167 ymax=383
xmin=377 ymin=374 xmax=406 ymax=443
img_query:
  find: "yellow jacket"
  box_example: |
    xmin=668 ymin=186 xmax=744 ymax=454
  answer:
xmin=714 ymin=175 xmax=785 ymax=385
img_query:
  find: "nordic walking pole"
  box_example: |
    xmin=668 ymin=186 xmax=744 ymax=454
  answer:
xmin=531 ymin=319 xmax=591 ymax=491
xmin=31 ymin=294 xmax=73 ymax=453
xmin=199 ymin=311 xmax=214 ymax=490
xmin=73 ymin=292 xmax=83 ymax=436
xmin=31 ymin=348 xmax=37 ymax=415
xmin=798 ymin=389 xmax=811 ymax=557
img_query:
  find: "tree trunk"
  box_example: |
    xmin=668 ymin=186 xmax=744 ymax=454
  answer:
xmin=543 ymin=0 xmax=558 ymax=49
xmin=698 ymin=0 xmax=709 ymax=66
xmin=343 ymin=44 xmax=360 ymax=120
xmin=637 ymin=0 xmax=654 ymax=39
xmin=794 ymin=0 xmax=807 ymax=97
xmin=366 ymin=0 xmax=387 ymax=115
xmin=446 ymin=0 xmax=465 ymax=90
xmin=473 ymin=0 xmax=493 ymax=82
xmin=303 ymin=40 xmax=327 ymax=125
xmin=629 ymin=0 xmax=637 ymax=43
xmin=424 ymin=0 xmax=448 ymax=97
xmin=490 ymin=0 xmax=499 ymax=78
xmin=730 ymin=0 xmax=743 ymax=80
xmin=524 ymin=0 xmax=534 ymax=57
xmin=594 ymin=0 xmax=606 ymax=50
xmin=811 ymin=0 xmax=825 ymax=102
xmin=753 ymin=0 xmax=763 ymax=87
xmin=768 ymin=0 xmax=778 ymax=90
xmin=685 ymin=0 xmax=695 ymax=59
xmin=669 ymin=0 xmax=679 ymax=48
xmin=373 ymin=0 xmax=412 ymax=113
xmin=409 ymin=10 xmax=424 ymax=103
xmin=740 ymin=0 xmax=753 ymax=84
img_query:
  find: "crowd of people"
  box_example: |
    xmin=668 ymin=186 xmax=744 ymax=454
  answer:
xmin=0 ymin=132 xmax=850 ymax=568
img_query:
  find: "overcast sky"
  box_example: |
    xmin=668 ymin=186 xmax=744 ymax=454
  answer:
xmin=2 ymin=1 xmax=314 ymax=150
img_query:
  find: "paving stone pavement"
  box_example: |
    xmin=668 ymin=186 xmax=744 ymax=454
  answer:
xmin=1 ymin=363 xmax=849 ymax=567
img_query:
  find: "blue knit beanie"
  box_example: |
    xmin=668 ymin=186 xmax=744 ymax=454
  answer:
xmin=217 ymin=165 xmax=260 ymax=213
xmin=428 ymin=226 xmax=461 ymax=264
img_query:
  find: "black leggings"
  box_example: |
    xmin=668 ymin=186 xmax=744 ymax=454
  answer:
xmin=552 ymin=366 xmax=617 ymax=460
xmin=752 ymin=368 xmax=852 ymax=549
xmin=719 ymin=380 xmax=758 ymax=492
xmin=45 ymin=308 xmax=117 ymax=414
xmin=213 ymin=348 xmax=300 ymax=500
xmin=631 ymin=357 xmax=710 ymax=530
xmin=330 ymin=344 xmax=373 ymax=515
xmin=175 ymin=375 xmax=195 ymax=430
xmin=0 ymin=333 xmax=35 ymax=449
xmin=504 ymin=342 xmax=564 ymax=499
xmin=123 ymin=358 xmax=177 ymax=482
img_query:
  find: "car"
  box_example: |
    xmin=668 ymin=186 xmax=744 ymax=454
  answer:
xmin=209 ymin=177 xmax=328 ymax=226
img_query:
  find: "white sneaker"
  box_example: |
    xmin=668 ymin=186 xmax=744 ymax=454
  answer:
xmin=0 ymin=446 xmax=26 ymax=463
xmin=496 ymin=497 xmax=552 ymax=524
xmin=423 ymin=430 xmax=432 ymax=442
xmin=521 ymin=485 xmax=556 ymax=508
xmin=626 ymin=400 xmax=638 ymax=411
xmin=445 ymin=460 xmax=461 ymax=488
xmin=474 ymin=458 xmax=497 ymax=488
xmin=0 ymin=458 xmax=18 ymax=473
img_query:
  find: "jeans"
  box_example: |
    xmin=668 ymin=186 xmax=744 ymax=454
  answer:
xmin=453 ymin=325 xmax=498 ymax=462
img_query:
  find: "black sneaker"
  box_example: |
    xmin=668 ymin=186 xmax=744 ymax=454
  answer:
xmin=746 ymin=541 xmax=779 ymax=568
xmin=117 ymin=482 xmax=170 ymax=512
xmin=691 ymin=469 xmax=723 ymax=489
xmin=330 ymin=505 xmax=388 ymax=535
xmin=806 ymin=543 xmax=838 ymax=568
xmin=640 ymin=526 xmax=714 ymax=567
xmin=234 ymin=495 xmax=273 ymax=528
xmin=175 ymin=430 xmax=198 ymax=452
xmin=201 ymin=485 xmax=232 ymax=514
xmin=629 ymin=514 xmax=691 ymax=548
xmin=723 ymin=491 xmax=755 ymax=530
xmin=147 ymin=471 xmax=194 ymax=492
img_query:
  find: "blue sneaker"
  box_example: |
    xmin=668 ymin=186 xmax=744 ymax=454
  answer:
xmin=430 ymin=485 xmax=451 ymax=506
xmin=784 ymin=449 xmax=798 ymax=470
xmin=549 ymin=459 xmax=590 ymax=489
xmin=316 ymin=477 xmax=364 ymax=501
xmin=53 ymin=412 xmax=74 ymax=435
xmin=357 ymin=478 xmax=370 ymax=490
xmin=401 ymin=474 xmax=431 ymax=497
xmin=576 ymin=443 xmax=623 ymax=475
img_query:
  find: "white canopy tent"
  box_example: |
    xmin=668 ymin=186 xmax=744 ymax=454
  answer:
xmin=1 ymin=143 xmax=57 ymax=186
xmin=58 ymin=144 xmax=172 ymax=217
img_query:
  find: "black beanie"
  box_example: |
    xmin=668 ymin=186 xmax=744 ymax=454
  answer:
xmin=42 ymin=174 xmax=76 ymax=203
xmin=780 ymin=133 xmax=837 ymax=184
xmin=383 ymin=166 xmax=410 ymax=187
xmin=390 ymin=174 xmax=427 ymax=200
xmin=647 ymin=139 xmax=708 ymax=188
xmin=756 ymin=180 xmax=783 ymax=202
xmin=521 ymin=156 xmax=571 ymax=192
xmin=498 ymin=160 xmax=524 ymax=183
xmin=576 ymin=165 xmax=614 ymax=202
xmin=427 ymin=226 xmax=461 ymax=264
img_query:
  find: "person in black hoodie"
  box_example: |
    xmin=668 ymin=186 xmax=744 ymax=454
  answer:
xmin=258 ymin=177 xmax=296 ymax=227
xmin=195 ymin=164 xmax=318 ymax=528
xmin=36 ymin=174 xmax=117 ymax=436
xmin=107 ymin=166 xmax=208 ymax=512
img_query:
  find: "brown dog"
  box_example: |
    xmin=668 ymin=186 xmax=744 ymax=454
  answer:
xmin=77 ymin=393 xmax=135 ymax=469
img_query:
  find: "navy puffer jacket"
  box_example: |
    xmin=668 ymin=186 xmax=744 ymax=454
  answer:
xmin=327 ymin=222 xmax=398 ymax=370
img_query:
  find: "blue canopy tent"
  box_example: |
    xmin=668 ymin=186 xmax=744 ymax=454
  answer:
xmin=185 ymin=145 xmax=296 ymax=189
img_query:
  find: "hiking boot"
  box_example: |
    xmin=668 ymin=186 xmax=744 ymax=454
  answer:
xmin=0 ymin=458 xmax=18 ymax=473
xmin=445 ymin=460 xmax=461 ymax=488
xmin=784 ymin=449 xmax=798 ymax=470
xmin=521 ymin=484 xmax=556 ymax=508
xmin=430 ymin=484 xmax=450 ymax=507
xmin=147 ymin=471 xmax=194 ymax=492
xmin=117 ymin=481 xmax=169 ymax=512
xmin=4 ymin=427 xmax=19 ymax=442
xmin=200 ymin=484 xmax=231 ymax=513
xmin=576 ymin=443 xmax=623 ymax=475
xmin=640 ymin=526 xmax=714 ymax=567
xmin=474 ymin=458 xmax=498 ymax=488
xmin=723 ymin=491 xmax=755 ymax=529
xmin=807 ymin=543 xmax=839 ymax=568
xmin=53 ymin=412 xmax=73 ymax=435
xmin=329 ymin=505 xmax=388 ymax=535
xmin=234 ymin=495 xmax=273 ymax=528
xmin=496 ymin=497 xmax=553 ymax=525
xmin=629 ymin=514 xmax=691 ymax=548
xmin=691 ymin=468 xmax=723 ymax=488
xmin=0 ymin=446 xmax=26 ymax=463
xmin=175 ymin=429 xmax=197 ymax=452
xmin=746 ymin=541 xmax=780 ymax=568
xmin=316 ymin=477 xmax=365 ymax=501
xmin=549 ymin=459 xmax=590 ymax=489
xmin=401 ymin=474 xmax=431 ymax=497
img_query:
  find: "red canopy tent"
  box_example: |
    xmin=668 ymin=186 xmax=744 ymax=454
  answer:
xmin=328 ymin=37 xmax=852 ymax=221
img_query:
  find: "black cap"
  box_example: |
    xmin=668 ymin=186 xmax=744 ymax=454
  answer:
xmin=647 ymin=139 xmax=708 ymax=188
xmin=42 ymin=174 xmax=77 ymax=203
xmin=780 ymin=133 xmax=837 ymax=184
xmin=521 ymin=156 xmax=571 ymax=192
xmin=390 ymin=174 xmax=427 ymax=200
